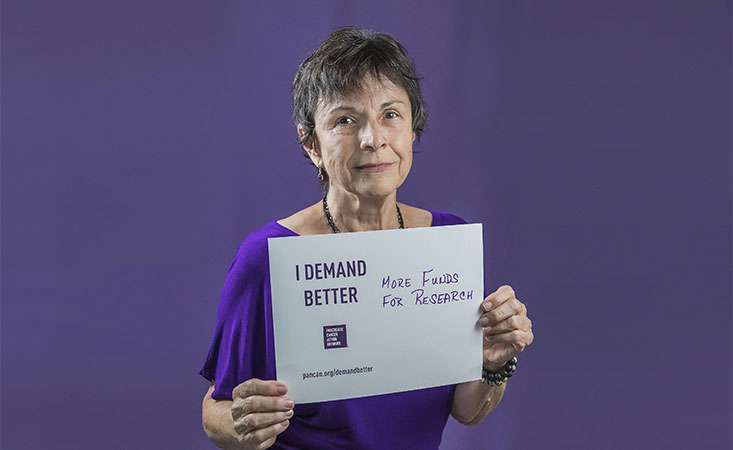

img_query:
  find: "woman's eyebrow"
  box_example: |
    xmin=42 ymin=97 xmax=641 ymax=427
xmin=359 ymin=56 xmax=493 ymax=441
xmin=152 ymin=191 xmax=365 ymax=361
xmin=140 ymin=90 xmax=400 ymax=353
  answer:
xmin=326 ymin=100 xmax=406 ymax=117
xmin=326 ymin=105 xmax=358 ymax=116
xmin=380 ymin=100 xmax=406 ymax=109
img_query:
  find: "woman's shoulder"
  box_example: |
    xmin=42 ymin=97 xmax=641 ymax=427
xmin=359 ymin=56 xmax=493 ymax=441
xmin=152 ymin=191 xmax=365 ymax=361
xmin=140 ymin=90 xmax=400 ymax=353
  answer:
xmin=426 ymin=208 xmax=469 ymax=226
xmin=395 ymin=203 xmax=469 ymax=227
xmin=226 ymin=219 xmax=297 ymax=274
xmin=397 ymin=203 xmax=433 ymax=228
xmin=275 ymin=202 xmax=324 ymax=236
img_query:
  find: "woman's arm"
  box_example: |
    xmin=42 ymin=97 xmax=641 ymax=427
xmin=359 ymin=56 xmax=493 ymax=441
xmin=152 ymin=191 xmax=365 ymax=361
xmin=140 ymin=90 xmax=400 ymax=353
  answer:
xmin=455 ymin=284 xmax=532 ymax=425
xmin=450 ymin=379 xmax=507 ymax=425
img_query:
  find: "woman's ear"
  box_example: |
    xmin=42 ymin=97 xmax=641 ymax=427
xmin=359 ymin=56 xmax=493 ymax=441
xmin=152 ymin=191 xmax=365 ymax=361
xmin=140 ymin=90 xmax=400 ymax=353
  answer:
xmin=297 ymin=124 xmax=322 ymax=166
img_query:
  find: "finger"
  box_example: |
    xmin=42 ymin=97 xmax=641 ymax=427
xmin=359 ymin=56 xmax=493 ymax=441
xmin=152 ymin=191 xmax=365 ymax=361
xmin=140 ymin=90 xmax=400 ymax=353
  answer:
xmin=480 ymin=297 xmax=523 ymax=327
xmin=484 ymin=314 xmax=531 ymax=336
xmin=481 ymin=285 xmax=515 ymax=313
xmin=232 ymin=395 xmax=295 ymax=419
xmin=243 ymin=420 xmax=290 ymax=447
xmin=257 ymin=437 xmax=277 ymax=450
xmin=517 ymin=301 xmax=527 ymax=316
xmin=233 ymin=379 xmax=288 ymax=400
xmin=234 ymin=409 xmax=295 ymax=435
xmin=484 ymin=329 xmax=531 ymax=346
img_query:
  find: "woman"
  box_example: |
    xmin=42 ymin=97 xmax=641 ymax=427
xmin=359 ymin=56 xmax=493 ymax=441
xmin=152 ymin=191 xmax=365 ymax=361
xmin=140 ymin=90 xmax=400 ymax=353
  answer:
xmin=200 ymin=26 xmax=534 ymax=450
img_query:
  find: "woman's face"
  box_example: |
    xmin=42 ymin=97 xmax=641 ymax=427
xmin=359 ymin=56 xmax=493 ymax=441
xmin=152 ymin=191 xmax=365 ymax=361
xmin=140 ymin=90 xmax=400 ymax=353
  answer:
xmin=300 ymin=74 xmax=416 ymax=200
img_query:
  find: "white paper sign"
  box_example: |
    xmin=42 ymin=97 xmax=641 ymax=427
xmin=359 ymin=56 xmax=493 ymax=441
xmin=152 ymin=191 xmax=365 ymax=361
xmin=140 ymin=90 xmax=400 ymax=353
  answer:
xmin=267 ymin=223 xmax=484 ymax=404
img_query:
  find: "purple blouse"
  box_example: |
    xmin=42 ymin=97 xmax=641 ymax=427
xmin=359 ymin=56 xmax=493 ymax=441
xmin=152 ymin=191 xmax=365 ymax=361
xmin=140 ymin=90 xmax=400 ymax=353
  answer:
xmin=200 ymin=209 xmax=470 ymax=449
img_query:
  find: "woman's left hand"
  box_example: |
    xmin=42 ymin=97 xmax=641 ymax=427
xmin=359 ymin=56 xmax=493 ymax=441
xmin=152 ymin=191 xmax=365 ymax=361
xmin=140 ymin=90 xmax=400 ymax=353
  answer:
xmin=479 ymin=285 xmax=534 ymax=371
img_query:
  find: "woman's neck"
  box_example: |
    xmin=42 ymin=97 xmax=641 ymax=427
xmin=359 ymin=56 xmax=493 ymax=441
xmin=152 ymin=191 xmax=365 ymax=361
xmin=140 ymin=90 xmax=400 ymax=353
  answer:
xmin=324 ymin=188 xmax=400 ymax=232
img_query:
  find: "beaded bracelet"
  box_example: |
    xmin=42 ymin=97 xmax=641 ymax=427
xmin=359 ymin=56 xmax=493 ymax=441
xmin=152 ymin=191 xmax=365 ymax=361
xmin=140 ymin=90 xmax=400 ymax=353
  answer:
xmin=481 ymin=356 xmax=518 ymax=386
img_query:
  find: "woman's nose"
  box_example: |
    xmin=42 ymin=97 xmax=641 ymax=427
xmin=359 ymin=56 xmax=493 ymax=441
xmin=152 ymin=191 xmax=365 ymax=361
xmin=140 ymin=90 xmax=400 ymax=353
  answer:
xmin=359 ymin=121 xmax=386 ymax=151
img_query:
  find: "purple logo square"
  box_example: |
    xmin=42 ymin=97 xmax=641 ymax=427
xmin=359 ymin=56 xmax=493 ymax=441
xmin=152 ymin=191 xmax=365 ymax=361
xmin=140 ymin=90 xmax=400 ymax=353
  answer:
xmin=323 ymin=324 xmax=347 ymax=349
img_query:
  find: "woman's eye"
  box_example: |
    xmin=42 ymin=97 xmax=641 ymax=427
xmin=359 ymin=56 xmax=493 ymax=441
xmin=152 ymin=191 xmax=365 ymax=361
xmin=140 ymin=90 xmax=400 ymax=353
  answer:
xmin=385 ymin=111 xmax=399 ymax=119
xmin=336 ymin=117 xmax=354 ymax=126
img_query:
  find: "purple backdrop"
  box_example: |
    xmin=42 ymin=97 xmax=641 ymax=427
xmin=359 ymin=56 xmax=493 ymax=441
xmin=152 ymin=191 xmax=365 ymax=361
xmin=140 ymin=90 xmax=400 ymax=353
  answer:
xmin=2 ymin=1 xmax=731 ymax=449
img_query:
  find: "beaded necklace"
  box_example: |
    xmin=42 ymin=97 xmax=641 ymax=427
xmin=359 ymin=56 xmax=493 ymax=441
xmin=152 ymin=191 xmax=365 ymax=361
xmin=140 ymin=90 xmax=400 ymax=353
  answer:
xmin=321 ymin=194 xmax=404 ymax=233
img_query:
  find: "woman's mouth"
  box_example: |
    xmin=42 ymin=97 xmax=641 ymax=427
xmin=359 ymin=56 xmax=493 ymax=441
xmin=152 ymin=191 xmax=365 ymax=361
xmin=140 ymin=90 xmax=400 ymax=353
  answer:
xmin=356 ymin=162 xmax=394 ymax=173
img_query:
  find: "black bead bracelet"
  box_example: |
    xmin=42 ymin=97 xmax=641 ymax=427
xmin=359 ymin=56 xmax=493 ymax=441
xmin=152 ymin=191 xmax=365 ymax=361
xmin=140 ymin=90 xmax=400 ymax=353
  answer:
xmin=481 ymin=356 xmax=518 ymax=386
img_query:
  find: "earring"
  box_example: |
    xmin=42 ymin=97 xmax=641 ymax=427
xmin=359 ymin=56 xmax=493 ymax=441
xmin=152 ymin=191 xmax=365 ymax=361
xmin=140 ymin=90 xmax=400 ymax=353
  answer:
xmin=318 ymin=166 xmax=325 ymax=181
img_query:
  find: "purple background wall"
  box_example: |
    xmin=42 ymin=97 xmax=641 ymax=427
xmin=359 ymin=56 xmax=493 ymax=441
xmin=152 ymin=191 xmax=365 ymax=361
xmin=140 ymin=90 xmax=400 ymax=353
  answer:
xmin=2 ymin=1 xmax=731 ymax=449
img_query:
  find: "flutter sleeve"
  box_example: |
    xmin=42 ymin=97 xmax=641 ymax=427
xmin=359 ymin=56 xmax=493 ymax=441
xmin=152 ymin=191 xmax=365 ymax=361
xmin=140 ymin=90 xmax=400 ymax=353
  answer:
xmin=199 ymin=231 xmax=275 ymax=400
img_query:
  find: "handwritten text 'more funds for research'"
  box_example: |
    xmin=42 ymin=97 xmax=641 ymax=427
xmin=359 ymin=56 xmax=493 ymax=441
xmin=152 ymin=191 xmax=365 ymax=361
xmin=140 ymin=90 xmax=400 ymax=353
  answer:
xmin=380 ymin=268 xmax=475 ymax=309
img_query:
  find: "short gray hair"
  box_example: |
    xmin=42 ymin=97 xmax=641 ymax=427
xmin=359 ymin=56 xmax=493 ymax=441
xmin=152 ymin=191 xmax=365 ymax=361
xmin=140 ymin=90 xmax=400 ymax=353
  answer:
xmin=292 ymin=26 xmax=427 ymax=190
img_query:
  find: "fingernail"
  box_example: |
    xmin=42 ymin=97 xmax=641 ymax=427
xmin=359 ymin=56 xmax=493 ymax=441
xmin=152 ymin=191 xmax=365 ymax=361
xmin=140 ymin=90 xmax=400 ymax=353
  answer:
xmin=286 ymin=410 xmax=294 ymax=417
xmin=286 ymin=400 xmax=295 ymax=408
xmin=276 ymin=383 xmax=287 ymax=394
xmin=479 ymin=317 xmax=489 ymax=326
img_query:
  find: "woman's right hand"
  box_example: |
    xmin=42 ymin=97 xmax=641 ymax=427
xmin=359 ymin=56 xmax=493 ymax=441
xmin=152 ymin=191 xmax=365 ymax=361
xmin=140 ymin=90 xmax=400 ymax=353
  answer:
xmin=230 ymin=378 xmax=294 ymax=449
